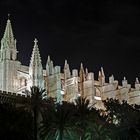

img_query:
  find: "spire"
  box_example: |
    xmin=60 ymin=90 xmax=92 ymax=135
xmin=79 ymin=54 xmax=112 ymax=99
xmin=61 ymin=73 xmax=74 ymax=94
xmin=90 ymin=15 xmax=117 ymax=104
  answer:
xmin=30 ymin=38 xmax=42 ymax=66
xmin=0 ymin=15 xmax=17 ymax=61
xmin=3 ymin=15 xmax=14 ymax=42
xmin=28 ymin=38 xmax=44 ymax=89
xmin=80 ymin=63 xmax=85 ymax=80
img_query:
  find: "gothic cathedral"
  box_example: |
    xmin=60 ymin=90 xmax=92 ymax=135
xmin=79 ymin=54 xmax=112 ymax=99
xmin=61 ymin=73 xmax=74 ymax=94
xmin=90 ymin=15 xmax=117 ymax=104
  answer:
xmin=0 ymin=17 xmax=140 ymax=108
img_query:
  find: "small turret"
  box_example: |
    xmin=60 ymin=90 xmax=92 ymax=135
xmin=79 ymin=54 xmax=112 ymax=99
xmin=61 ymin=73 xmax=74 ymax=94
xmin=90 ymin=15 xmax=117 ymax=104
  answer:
xmin=109 ymin=75 xmax=114 ymax=84
xmin=98 ymin=67 xmax=105 ymax=85
xmin=64 ymin=60 xmax=71 ymax=79
xmin=72 ymin=69 xmax=78 ymax=77
xmin=46 ymin=55 xmax=54 ymax=75
xmin=135 ymin=77 xmax=140 ymax=90
xmin=79 ymin=63 xmax=85 ymax=97
xmin=122 ymin=77 xmax=128 ymax=88
xmin=87 ymin=72 xmax=94 ymax=80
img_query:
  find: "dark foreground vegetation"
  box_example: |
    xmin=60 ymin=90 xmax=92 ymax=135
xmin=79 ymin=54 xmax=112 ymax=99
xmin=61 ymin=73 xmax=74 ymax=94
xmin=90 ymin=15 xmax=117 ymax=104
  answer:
xmin=0 ymin=86 xmax=140 ymax=140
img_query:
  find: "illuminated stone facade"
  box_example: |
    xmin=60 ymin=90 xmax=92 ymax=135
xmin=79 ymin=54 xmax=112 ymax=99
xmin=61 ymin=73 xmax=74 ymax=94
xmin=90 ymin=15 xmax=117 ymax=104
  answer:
xmin=0 ymin=18 xmax=140 ymax=107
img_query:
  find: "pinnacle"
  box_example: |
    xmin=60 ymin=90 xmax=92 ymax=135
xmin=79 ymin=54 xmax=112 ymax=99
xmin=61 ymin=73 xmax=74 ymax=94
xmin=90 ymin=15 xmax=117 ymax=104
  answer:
xmin=47 ymin=55 xmax=51 ymax=64
xmin=136 ymin=77 xmax=139 ymax=84
xmin=3 ymin=17 xmax=14 ymax=41
xmin=64 ymin=60 xmax=69 ymax=69
xmin=30 ymin=39 xmax=42 ymax=67
xmin=98 ymin=71 xmax=101 ymax=77
xmin=80 ymin=63 xmax=84 ymax=70
xmin=101 ymin=67 xmax=105 ymax=77
xmin=64 ymin=59 xmax=68 ymax=65
xmin=123 ymin=77 xmax=126 ymax=80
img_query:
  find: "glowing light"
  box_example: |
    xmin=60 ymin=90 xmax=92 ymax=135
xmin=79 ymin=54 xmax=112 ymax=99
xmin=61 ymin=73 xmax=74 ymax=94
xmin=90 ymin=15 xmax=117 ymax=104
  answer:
xmin=94 ymin=96 xmax=101 ymax=100
xmin=61 ymin=90 xmax=65 ymax=95
xmin=78 ymin=93 xmax=81 ymax=97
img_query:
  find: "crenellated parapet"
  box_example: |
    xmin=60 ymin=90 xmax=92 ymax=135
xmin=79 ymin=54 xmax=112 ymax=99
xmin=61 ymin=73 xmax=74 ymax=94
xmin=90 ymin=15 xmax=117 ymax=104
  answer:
xmin=44 ymin=57 xmax=140 ymax=106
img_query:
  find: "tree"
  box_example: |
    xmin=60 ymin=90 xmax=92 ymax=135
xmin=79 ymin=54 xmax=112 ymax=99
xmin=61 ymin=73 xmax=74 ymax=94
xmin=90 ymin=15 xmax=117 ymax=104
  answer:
xmin=28 ymin=86 xmax=46 ymax=140
xmin=74 ymin=97 xmax=95 ymax=139
xmin=103 ymin=99 xmax=140 ymax=140
xmin=74 ymin=97 xmax=112 ymax=140
xmin=40 ymin=101 xmax=78 ymax=140
xmin=82 ymin=123 xmax=111 ymax=140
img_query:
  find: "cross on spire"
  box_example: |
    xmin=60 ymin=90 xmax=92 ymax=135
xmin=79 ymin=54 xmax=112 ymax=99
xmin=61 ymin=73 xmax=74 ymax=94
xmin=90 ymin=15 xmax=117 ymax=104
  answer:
xmin=8 ymin=13 xmax=10 ymax=19
xmin=34 ymin=38 xmax=38 ymax=46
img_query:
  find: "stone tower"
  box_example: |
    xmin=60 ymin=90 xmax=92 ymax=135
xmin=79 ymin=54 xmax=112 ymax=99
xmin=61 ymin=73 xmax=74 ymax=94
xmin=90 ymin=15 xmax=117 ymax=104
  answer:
xmin=0 ymin=17 xmax=21 ymax=92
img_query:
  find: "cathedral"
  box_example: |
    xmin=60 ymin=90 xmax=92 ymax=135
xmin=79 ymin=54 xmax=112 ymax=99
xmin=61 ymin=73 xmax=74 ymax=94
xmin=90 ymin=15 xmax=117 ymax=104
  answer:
xmin=0 ymin=17 xmax=140 ymax=108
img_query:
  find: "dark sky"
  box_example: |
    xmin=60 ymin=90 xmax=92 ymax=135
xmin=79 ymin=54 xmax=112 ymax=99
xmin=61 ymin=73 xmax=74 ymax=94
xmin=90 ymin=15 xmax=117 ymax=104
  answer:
xmin=0 ymin=0 xmax=140 ymax=85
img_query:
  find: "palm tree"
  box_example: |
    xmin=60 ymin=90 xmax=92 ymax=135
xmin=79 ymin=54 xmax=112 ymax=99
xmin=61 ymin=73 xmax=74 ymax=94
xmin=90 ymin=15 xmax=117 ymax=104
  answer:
xmin=74 ymin=97 xmax=95 ymax=138
xmin=28 ymin=86 xmax=46 ymax=140
xmin=75 ymin=97 xmax=93 ymax=122
xmin=40 ymin=101 xmax=78 ymax=140
xmin=82 ymin=123 xmax=111 ymax=140
xmin=74 ymin=97 xmax=112 ymax=140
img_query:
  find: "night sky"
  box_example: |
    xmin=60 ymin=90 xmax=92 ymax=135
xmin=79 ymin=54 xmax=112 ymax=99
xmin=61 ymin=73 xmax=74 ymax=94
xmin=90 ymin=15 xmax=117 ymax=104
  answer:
xmin=0 ymin=1 xmax=140 ymax=86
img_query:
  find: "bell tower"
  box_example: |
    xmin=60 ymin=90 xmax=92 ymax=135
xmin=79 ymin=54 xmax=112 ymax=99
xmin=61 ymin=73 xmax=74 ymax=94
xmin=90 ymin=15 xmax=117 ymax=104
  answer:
xmin=0 ymin=16 xmax=20 ymax=92
xmin=0 ymin=15 xmax=17 ymax=61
